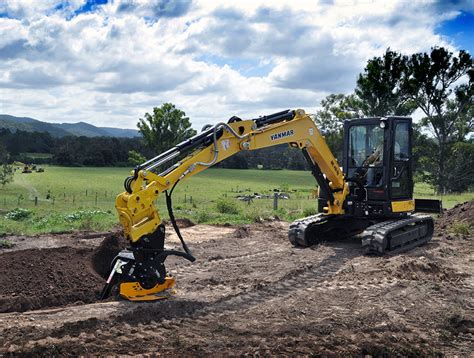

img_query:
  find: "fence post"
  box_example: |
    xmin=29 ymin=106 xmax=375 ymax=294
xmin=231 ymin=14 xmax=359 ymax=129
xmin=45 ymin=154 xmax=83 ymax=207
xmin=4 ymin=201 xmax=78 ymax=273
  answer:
xmin=273 ymin=192 xmax=278 ymax=210
xmin=95 ymin=192 xmax=98 ymax=205
xmin=190 ymin=196 xmax=193 ymax=204
xmin=86 ymin=189 xmax=88 ymax=196
xmin=73 ymin=195 xmax=75 ymax=205
xmin=35 ymin=196 xmax=38 ymax=206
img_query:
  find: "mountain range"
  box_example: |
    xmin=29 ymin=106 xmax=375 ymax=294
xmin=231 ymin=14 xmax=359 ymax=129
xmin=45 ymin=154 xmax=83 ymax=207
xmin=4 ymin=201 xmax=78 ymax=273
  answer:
xmin=0 ymin=114 xmax=139 ymax=138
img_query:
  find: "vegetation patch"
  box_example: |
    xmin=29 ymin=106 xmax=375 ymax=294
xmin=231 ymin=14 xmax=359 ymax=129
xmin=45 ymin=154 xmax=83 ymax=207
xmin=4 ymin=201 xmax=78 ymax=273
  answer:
xmin=5 ymin=208 xmax=32 ymax=221
xmin=216 ymin=198 xmax=241 ymax=215
xmin=63 ymin=210 xmax=109 ymax=222
xmin=450 ymin=221 xmax=472 ymax=236
xmin=0 ymin=239 xmax=13 ymax=248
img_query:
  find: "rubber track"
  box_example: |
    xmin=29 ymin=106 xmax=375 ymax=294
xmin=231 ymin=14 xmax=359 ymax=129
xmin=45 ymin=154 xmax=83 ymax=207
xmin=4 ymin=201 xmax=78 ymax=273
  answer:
xmin=288 ymin=213 xmax=330 ymax=246
xmin=361 ymin=214 xmax=434 ymax=255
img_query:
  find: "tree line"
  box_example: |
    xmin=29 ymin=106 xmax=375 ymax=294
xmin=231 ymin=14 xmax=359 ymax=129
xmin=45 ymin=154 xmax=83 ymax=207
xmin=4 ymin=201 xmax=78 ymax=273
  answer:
xmin=0 ymin=128 xmax=154 ymax=167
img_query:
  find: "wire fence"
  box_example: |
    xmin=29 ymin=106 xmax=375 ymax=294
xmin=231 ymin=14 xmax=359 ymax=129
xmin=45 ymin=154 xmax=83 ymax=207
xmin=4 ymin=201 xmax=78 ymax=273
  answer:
xmin=1 ymin=189 xmax=119 ymax=211
xmin=0 ymin=188 xmax=318 ymax=214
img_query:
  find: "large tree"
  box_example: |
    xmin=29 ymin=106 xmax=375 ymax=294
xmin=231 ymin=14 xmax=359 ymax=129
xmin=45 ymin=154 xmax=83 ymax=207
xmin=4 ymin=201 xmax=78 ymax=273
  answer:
xmin=356 ymin=49 xmax=417 ymax=116
xmin=403 ymin=47 xmax=473 ymax=193
xmin=137 ymin=103 xmax=197 ymax=154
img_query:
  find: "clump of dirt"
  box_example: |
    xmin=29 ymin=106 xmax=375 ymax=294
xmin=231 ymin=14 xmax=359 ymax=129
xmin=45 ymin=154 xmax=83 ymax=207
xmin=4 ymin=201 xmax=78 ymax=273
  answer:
xmin=388 ymin=256 xmax=465 ymax=282
xmin=435 ymin=200 xmax=473 ymax=235
xmin=91 ymin=232 xmax=128 ymax=278
xmin=162 ymin=218 xmax=196 ymax=228
xmin=233 ymin=225 xmax=251 ymax=238
xmin=0 ymin=247 xmax=104 ymax=313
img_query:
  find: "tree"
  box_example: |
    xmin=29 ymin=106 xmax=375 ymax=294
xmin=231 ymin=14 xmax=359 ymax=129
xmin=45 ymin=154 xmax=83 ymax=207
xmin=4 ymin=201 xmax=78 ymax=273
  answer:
xmin=356 ymin=49 xmax=417 ymax=116
xmin=137 ymin=103 xmax=197 ymax=153
xmin=128 ymin=150 xmax=146 ymax=166
xmin=444 ymin=141 xmax=474 ymax=192
xmin=403 ymin=47 xmax=473 ymax=193
xmin=0 ymin=143 xmax=14 ymax=188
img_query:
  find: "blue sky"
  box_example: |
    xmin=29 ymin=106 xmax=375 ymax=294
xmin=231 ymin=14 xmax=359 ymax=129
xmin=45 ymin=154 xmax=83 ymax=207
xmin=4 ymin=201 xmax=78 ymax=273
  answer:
xmin=0 ymin=0 xmax=472 ymax=129
xmin=439 ymin=11 xmax=474 ymax=54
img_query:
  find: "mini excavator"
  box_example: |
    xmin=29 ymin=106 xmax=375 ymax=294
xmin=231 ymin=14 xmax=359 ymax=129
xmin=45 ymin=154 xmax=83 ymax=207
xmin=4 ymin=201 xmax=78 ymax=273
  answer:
xmin=100 ymin=109 xmax=442 ymax=301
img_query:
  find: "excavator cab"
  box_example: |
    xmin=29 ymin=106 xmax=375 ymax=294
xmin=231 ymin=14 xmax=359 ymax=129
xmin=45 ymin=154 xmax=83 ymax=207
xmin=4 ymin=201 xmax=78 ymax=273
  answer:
xmin=316 ymin=116 xmax=415 ymax=217
xmin=342 ymin=116 xmax=414 ymax=217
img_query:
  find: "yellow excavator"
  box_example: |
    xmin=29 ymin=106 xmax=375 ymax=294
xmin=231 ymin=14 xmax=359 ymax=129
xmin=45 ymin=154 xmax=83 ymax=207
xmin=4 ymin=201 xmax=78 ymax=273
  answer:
xmin=100 ymin=109 xmax=441 ymax=301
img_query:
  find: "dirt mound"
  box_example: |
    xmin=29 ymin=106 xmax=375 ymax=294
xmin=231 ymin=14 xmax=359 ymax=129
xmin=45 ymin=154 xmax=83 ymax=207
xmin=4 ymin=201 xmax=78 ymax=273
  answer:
xmin=390 ymin=257 xmax=465 ymax=282
xmin=162 ymin=218 xmax=196 ymax=228
xmin=0 ymin=247 xmax=103 ymax=313
xmin=435 ymin=200 xmax=474 ymax=234
xmin=0 ymin=232 xmax=128 ymax=313
xmin=91 ymin=233 xmax=128 ymax=278
xmin=233 ymin=225 xmax=251 ymax=238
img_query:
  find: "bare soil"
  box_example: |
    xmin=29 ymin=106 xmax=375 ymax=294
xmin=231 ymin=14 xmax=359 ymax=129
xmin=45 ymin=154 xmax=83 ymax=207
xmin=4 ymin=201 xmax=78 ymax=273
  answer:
xmin=0 ymin=206 xmax=473 ymax=356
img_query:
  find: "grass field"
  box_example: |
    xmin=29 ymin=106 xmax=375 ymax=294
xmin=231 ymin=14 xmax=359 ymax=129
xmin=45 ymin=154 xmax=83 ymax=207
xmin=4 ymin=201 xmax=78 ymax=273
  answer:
xmin=0 ymin=165 xmax=472 ymax=235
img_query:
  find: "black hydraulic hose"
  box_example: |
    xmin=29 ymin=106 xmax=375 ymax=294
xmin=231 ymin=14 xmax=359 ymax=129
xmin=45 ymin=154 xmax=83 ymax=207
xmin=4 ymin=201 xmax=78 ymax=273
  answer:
xmin=165 ymin=180 xmax=196 ymax=262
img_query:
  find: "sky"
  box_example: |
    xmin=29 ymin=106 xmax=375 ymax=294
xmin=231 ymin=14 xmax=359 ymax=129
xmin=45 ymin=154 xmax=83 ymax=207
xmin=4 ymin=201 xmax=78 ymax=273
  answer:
xmin=0 ymin=0 xmax=473 ymax=130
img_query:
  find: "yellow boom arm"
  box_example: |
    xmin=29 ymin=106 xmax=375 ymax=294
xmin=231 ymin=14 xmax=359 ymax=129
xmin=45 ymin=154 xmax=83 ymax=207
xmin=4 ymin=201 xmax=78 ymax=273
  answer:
xmin=116 ymin=109 xmax=349 ymax=243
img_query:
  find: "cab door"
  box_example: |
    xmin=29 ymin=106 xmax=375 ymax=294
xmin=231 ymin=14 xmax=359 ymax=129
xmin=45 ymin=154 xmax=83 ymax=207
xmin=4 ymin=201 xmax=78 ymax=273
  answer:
xmin=390 ymin=119 xmax=413 ymax=199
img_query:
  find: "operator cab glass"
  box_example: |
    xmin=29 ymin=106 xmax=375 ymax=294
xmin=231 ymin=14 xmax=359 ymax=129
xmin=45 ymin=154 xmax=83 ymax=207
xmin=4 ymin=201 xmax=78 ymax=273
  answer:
xmin=348 ymin=124 xmax=385 ymax=188
xmin=343 ymin=117 xmax=413 ymax=204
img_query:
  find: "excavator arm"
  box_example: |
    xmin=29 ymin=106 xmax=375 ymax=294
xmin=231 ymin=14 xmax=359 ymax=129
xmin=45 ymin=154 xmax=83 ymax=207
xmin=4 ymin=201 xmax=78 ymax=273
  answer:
xmin=102 ymin=109 xmax=349 ymax=300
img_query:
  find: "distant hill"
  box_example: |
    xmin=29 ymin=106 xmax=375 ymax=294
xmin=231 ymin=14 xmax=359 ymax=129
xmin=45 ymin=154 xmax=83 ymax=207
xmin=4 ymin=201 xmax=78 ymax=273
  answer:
xmin=0 ymin=114 xmax=139 ymax=138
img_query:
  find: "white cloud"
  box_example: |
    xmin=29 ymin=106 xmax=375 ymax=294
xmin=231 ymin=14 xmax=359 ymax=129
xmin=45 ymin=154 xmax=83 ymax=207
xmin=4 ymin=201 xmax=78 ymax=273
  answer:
xmin=0 ymin=0 xmax=469 ymax=130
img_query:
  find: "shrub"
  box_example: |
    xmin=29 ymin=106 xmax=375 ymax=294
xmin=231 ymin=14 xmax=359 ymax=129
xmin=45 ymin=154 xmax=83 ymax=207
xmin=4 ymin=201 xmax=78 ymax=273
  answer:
xmin=216 ymin=198 xmax=240 ymax=215
xmin=5 ymin=208 xmax=32 ymax=221
xmin=244 ymin=208 xmax=264 ymax=223
xmin=196 ymin=210 xmax=212 ymax=223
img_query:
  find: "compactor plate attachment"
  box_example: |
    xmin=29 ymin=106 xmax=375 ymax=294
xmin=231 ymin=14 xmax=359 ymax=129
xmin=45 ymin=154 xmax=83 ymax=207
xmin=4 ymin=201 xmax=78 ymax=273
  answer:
xmin=119 ymin=277 xmax=176 ymax=301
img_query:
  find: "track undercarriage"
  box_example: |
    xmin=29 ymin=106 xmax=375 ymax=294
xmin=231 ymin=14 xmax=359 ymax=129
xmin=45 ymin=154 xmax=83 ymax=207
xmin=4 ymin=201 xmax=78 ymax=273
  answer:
xmin=289 ymin=213 xmax=434 ymax=255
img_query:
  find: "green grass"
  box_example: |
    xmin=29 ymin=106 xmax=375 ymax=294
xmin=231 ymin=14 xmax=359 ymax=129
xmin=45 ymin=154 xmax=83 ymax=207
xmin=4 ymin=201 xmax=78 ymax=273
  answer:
xmin=413 ymin=182 xmax=474 ymax=210
xmin=0 ymin=166 xmax=472 ymax=235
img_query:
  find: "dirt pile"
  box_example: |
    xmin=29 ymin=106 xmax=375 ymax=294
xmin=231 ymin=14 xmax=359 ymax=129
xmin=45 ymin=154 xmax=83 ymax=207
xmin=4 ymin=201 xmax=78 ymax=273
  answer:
xmin=0 ymin=247 xmax=103 ymax=313
xmin=0 ymin=233 xmax=127 ymax=313
xmin=435 ymin=200 xmax=473 ymax=235
xmin=390 ymin=256 xmax=467 ymax=282
xmin=162 ymin=217 xmax=196 ymax=228
xmin=91 ymin=233 xmax=128 ymax=278
xmin=233 ymin=225 xmax=251 ymax=238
